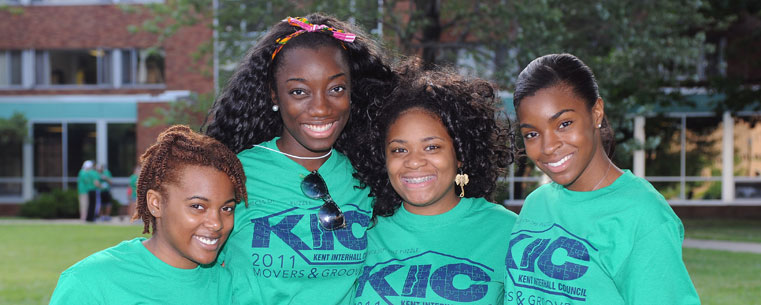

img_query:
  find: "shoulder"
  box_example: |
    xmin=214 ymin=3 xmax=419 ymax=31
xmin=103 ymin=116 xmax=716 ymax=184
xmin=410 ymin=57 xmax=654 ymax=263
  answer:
xmin=523 ymin=182 xmax=557 ymax=203
xmin=62 ymin=238 xmax=145 ymax=277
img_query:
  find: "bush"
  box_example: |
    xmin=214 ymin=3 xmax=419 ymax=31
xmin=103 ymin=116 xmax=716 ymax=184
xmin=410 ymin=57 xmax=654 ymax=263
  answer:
xmin=20 ymin=189 xmax=79 ymax=219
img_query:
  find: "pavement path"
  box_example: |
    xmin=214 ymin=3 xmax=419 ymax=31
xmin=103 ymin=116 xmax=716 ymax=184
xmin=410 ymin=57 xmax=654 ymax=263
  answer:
xmin=683 ymin=238 xmax=761 ymax=254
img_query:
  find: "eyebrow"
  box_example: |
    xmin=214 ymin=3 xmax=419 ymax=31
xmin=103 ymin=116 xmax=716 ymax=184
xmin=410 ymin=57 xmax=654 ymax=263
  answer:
xmin=286 ymin=72 xmax=347 ymax=83
xmin=519 ymin=109 xmax=575 ymax=129
xmin=387 ymin=136 xmax=443 ymax=145
xmin=187 ymin=195 xmax=237 ymax=204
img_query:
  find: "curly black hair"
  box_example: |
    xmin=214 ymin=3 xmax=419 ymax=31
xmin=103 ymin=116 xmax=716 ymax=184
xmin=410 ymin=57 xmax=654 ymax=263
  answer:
xmin=349 ymin=61 xmax=516 ymax=221
xmin=203 ymin=13 xmax=396 ymax=160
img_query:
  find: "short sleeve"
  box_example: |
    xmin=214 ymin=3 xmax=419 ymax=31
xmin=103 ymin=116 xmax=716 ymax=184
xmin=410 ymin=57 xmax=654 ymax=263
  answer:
xmin=49 ymin=271 xmax=99 ymax=305
xmin=613 ymin=220 xmax=701 ymax=305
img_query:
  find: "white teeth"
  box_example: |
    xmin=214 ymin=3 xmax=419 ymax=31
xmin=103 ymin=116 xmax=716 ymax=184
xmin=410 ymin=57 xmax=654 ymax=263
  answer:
xmin=195 ymin=236 xmax=218 ymax=245
xmin=403 ymin=176 xmax=433 ymax=184
xmin=304 ymin=122 xmax=334 ymax=132
xmin=547 ymin=155 xmax=571 ymax=167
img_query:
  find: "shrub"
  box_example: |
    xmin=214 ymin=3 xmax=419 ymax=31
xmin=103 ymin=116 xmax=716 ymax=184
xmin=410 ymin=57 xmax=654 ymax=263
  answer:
xmin=20 ymin=189 xmax=79 ymax=219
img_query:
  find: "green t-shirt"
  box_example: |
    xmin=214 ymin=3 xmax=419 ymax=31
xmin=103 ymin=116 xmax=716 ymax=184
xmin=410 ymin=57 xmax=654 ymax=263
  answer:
xmin=504 ymin=170 xmax=700 ymax=305
xmin=99 ymin=169 xmax=112 ymax=190
xmin=221 ymin=138 xmax=373 ymax=305
xmin=77 ymin=169 xmax=99 ymax=194
xmin=129 ymin=173 xmax=139 ymax=201
xmin=76 ymin=169 xmax=89 ymax=194
xmin=49 ymin=237 xmax=232 ymax=305
xmin=354 ymin=197 xmax=517 ymax=305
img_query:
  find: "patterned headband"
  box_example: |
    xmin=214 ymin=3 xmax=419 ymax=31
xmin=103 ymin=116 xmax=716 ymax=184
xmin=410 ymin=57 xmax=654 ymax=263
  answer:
xmin=271 ymin=17 xmax=357 ymax=61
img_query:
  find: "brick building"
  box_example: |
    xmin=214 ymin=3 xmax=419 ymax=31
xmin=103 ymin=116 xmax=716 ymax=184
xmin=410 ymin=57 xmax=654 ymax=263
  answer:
xmin=0 ymin=0 xmax=212 ymax=214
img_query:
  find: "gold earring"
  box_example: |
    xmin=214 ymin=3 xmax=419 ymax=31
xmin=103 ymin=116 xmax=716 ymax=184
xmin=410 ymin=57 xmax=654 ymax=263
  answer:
xmin=455 ymin=169 xmax=469 ymax=198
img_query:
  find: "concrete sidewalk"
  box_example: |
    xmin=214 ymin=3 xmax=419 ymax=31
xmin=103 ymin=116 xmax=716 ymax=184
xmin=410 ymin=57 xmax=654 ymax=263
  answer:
xmin=0 ymin=217 xmax=141 ymax=226
xmin=683 ymin=238 xmax=761 ymax=254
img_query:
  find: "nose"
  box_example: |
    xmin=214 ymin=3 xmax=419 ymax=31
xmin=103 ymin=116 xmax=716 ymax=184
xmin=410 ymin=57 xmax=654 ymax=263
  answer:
xmin=308 ymin=91 xmax=330 ymax=117
xmin=204 ymin=210 xmax=223 ymax=231
xmin=541 ymin=132 xmax=561 ymax=155
xmin=404 ymin=150 xmax=427 ymax=169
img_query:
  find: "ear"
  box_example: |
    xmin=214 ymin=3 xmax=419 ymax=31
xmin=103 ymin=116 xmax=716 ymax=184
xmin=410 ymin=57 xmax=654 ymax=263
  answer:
xmin=457 ymin=160 xmax=463 ymax=169
xmin=592 ymin=97 xmax=605 ymax=127
xmin=270 ymin=87 xmax=279 ymax=108
xmin=146 ymin=189 xmax=164 ymax=218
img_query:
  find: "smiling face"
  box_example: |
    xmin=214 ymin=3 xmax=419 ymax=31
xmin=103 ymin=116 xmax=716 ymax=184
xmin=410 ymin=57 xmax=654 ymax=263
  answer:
xmin=271 ymin=45 xmax=351 ymax=157
xmin=147 ymin=165 xmax=236 ymax=269
xmin=517 ymin=85 xmax=608 ymax=191
xmin=385 ymin=108 xmax=461 ymax=215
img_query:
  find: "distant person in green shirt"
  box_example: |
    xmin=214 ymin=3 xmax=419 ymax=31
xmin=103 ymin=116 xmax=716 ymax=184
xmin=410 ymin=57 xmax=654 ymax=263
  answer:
xmin=76 ymin=160 xmax=94 ymax=221
xmin=96 ymin=163 xmax=113 ymax=221
xmin=50 ymin=125 xmax=248 ymax=305
xmin=351 ymin=62 xmax=519 ymax=304
xmin=505 ymin=53 xmax=700 ymax=304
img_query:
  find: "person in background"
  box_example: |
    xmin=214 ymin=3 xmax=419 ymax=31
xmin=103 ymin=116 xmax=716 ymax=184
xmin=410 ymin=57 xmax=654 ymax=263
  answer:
xmin=49 ymin=125 xmax=247 ymax=304
xmin=96 ymin=163 xmax=113 ymax=221
xmin=504 ymin=53 xmax=700 ymax=304
xmin=77 ymin=160 xmax=94 ymax=221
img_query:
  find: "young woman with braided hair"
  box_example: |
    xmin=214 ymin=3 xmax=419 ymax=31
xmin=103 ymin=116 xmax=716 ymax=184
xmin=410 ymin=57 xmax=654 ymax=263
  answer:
xmin=50 ymin=125 xmax=246 ymax=304
xmin=203 ymin=13 xmax=395 ymax=304
xmin=350 ymin=61 xmax=518 ymax=304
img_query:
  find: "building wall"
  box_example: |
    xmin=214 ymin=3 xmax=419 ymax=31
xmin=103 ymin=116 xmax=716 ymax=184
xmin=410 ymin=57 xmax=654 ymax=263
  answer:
xmin=0 ymin=4 xmax=213 ymax=94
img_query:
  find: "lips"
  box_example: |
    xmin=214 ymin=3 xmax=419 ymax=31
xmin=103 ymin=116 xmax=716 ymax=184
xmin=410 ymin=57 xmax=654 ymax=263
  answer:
xmin=401 ymin=175 xmax=436 ymax=188
xmin=194 ymin=235 xmax=221 ymax=250
xmin=301 ymin=121 xmax=337 ymax=138
xmin=543 ymin=153 xmax=572 ymax=173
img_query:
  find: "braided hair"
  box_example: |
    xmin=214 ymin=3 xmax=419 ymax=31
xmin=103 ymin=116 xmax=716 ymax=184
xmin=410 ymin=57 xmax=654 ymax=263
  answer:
xmin=134 ymin=125 xmax=247 ymax=234
xmin=204 ymin=12 xmax=396 ymax=163
xmin=349 ymin=60 xmax=515 ymax=221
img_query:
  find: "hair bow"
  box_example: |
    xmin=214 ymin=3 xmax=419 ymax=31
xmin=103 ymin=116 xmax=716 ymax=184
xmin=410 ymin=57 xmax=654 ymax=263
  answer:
xmin=271 ymin=17 xmax=357 ymax=60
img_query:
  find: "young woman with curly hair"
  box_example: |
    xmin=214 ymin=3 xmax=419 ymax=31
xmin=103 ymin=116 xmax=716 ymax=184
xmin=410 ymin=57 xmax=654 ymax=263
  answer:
xmin=50 ymin=125 xmax=247 ymax=304
xmin=504 ymin=54 xmax=699 ymax=304
xmin=203 ymin=13 xmax=396 ymax=304
xmin=350 ymin=62 xmax=518 ymax=304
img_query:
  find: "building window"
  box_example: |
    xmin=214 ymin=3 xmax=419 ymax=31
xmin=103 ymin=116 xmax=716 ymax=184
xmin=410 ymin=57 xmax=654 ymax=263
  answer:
xmin=122 ymin=48 xmax=165 ymax=85
xmin=0 ymin=50 xmax=22 ymax=87
xmin=35 ymin=49 xmax=112 ymax=86
xmin=33 ymin=123 xmax=63 ymax=193
xmin=0 ymin=129 xmax=23 ymax=197
xmin=107 ymin=123 xmax=136 ymax=177
xmin=735 ymin=115 xmax=761 ymax=199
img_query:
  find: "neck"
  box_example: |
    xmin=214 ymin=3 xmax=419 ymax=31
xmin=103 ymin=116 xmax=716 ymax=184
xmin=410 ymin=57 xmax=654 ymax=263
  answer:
xmin=143 ymin=234 xmax=198 ymax=269
xmin=275 ymin=138 xmax=332 ymax=171
xmin=403 ymin=190 xmax=461 ymax=216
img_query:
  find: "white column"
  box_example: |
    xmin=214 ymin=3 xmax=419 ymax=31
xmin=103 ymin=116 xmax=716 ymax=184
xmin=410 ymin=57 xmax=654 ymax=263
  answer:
xmin=21 ymin=49 xmax=34 ymax=88
xmin=22 ymin=122 xmax=33 ymax=201
xmin=722 ymin=111 xmax=734 ymax=203
xmin=633 ymin=115 xmax=646 ymax=177
xmin=112 ymin=49 xmax=122 ymax=89
xmin=96 ymin=120 xmax=108 ymax=166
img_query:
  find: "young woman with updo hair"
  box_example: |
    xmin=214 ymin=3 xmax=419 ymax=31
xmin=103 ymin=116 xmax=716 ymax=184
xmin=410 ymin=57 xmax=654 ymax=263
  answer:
xmin=50 ymin=125 xmax=246 ymax=304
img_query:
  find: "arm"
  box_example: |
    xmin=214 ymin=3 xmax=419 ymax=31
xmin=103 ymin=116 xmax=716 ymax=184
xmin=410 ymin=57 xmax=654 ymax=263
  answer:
xmin=613 ymin=220 xmax=701 ymax=305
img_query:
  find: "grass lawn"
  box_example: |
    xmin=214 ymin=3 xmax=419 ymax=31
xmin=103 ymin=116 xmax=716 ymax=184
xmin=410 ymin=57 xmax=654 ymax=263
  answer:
xmin=684 ymin=248 xmax=761 ymax=304
xmin=683 ymin=218 xmax=761 ymax=243
xmin=0 ymin=223 xmax=146 ymax=305
xmin=1 ymin=221 xmax=759 ymax=304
